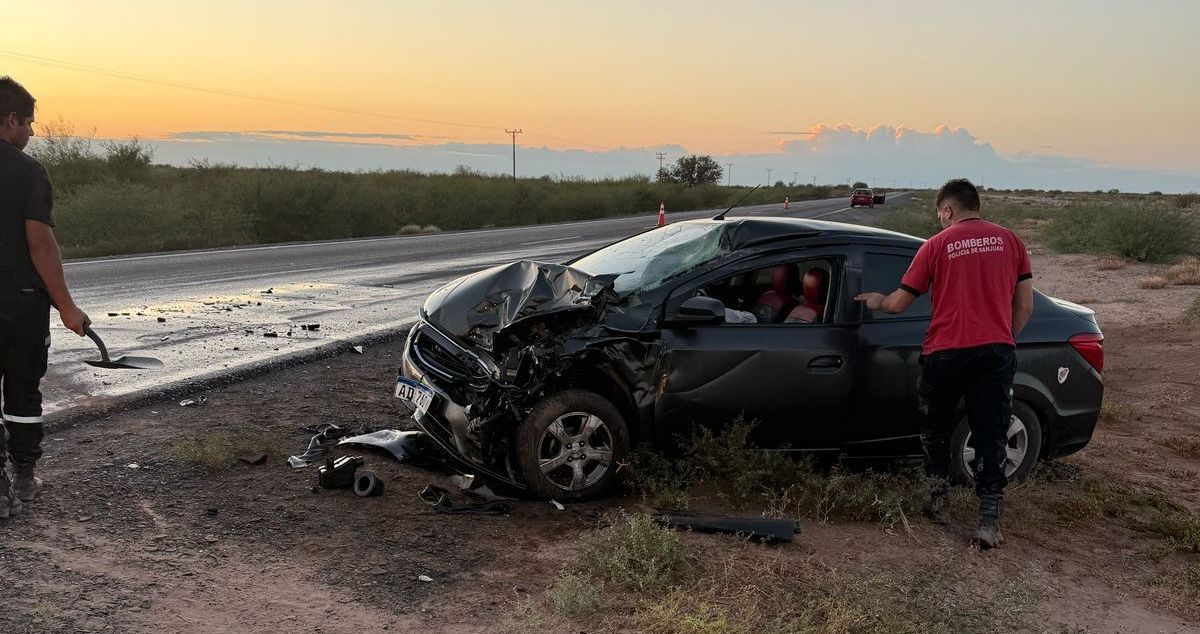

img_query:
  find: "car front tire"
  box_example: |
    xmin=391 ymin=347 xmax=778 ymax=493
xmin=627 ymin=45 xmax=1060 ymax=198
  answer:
xmin=515 ymin=390 xmax=629 ymax=501
xmin=950 ymin=400 xmax=1043 ymax=485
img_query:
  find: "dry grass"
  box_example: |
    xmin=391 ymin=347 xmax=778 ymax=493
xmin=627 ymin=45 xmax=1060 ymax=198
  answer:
xmin=634 ymin=543 xmax=1045 ymax=634
xmin=1096 ymin=256 xmax=1129 ymax=271
xmin=1148 ymin=561 xmax=1200 ymax=620
xmin=1166 ymin=257 xmax=1200 ymax=285
xmin=1139 ymin=277 xmax=1169 ymax=290
xmin=626 ymin=421 xmax=931 ymax=528
xmin=1099 ymin=400 xmax=1134 ymax=425
xmin=172 ymin=431 xmax=287 ymax=469
xmin=397 ymin=224 xmax=442 ymax=235
xmin=1161 ymin=436 xmax=1200 ymax=460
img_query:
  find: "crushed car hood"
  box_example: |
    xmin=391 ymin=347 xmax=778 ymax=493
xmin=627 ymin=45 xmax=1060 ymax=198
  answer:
xmin=421 ymin=261 xmax=618 ymax=347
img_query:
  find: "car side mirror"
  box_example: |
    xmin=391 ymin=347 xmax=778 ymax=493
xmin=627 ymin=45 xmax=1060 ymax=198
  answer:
xmin=664 ymin=296 xmax=726 ymax=327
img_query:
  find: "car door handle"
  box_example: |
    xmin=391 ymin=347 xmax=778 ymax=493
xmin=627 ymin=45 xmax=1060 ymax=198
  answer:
xmin=808 ymin=356 xmax=844 ymax=372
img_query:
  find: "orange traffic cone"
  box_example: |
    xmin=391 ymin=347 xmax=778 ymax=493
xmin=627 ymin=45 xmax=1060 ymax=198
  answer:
xmin=657 ymin=202 xmax=667 ymax=227
xmin=784 ymin=196 xmax=790 ymax=209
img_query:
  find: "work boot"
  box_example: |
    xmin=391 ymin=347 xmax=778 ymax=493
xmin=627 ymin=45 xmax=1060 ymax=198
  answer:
xmin=12 ymin=464 xmax=42 ymax=503
xmin=972 ymin=493 xmax=1005 ymax=549
xmin=0 ymin=471 xmax=22 ymax=520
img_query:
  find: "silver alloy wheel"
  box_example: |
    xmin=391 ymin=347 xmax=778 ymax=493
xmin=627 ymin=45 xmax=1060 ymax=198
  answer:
xmin=961 ymin=414 xmax=1029 ymax=479
xmin=536 ymin=411 xmax=615 ymax=492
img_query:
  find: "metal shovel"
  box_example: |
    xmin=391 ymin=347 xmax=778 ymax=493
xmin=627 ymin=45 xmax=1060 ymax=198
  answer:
xmin=83 ymin=326 xmax=164 ymax=370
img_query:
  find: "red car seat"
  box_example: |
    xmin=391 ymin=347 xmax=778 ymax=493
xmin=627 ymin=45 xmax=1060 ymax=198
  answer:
xmin=785 ymin=267 xmax=828 ymax=323
xmin=752 ymin=265 xmax=800 ymax=323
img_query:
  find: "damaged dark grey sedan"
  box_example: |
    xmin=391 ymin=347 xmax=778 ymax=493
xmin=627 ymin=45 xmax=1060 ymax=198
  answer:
xmin=397 ymin=218 xmax=1104 ymax=500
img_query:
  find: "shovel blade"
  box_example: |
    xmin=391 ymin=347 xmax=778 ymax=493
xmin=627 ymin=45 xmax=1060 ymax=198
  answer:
xmin=85 ymin=356 xmax=164 ymax=370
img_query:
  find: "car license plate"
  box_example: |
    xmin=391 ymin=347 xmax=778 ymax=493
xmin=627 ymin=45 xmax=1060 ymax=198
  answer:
xmin=394 ymin=378 xmax=435 ymax=415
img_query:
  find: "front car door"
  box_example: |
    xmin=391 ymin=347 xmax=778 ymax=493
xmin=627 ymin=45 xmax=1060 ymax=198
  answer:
xmin=654 ymin=251 xmax=856 ymax=452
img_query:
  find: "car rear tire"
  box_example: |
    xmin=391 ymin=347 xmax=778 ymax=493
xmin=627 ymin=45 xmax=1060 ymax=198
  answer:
xmin=950 ymin=400 xmax=1043 ymax=485
xmin=516 ymin=390 xmax=629 ymax=501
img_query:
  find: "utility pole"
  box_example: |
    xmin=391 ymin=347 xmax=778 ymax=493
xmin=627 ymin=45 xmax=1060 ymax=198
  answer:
xmin=766 ymin=168 xmax=772 ymax=185
xmin=655 ymin=152 xmax=667 ymax=171
xmin=792 ymin=171 xmax=798 ymax=186
xmin=505 ymin=128 xmax=522 ymax=179
xmin=726 ymin=163 xmax=734 ymax=186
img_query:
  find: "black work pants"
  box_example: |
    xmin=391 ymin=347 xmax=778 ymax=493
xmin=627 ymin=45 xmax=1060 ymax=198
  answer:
xmin=917 ymin=344 xmax=1016 ymax=497
xmin=0 ymin=291 xmax=50 ymax=470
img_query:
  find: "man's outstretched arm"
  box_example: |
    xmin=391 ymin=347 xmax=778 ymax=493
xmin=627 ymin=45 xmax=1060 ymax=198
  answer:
xmin=25 ymin=219 xmax=89 ymax=335
xmin=855 ymin=288 xmax=918 ymax=315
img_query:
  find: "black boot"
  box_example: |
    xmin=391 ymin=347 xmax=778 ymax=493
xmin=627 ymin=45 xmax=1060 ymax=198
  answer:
xmin=0 ymin=469 xmax=22 ymax=520
xmin=973 ymin=493 xmax=1004 ymax=549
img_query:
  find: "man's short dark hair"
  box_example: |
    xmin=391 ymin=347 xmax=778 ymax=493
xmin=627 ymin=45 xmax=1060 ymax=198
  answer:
xmin=0 ymin=76 xmax=36 ymax=120
xmin=936 ymin=178 xmax=980 ymax=212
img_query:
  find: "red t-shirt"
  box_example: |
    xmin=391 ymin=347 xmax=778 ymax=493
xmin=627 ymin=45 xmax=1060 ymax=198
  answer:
xmin=900 ymin=219 xmax=1032 ymax=355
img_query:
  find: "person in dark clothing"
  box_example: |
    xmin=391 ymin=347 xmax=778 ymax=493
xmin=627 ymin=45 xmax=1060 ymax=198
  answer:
xmin=0 ymin=76 xmax=90 ymax=519
xmin=855 ymin=179 xmax=1034 ymax=548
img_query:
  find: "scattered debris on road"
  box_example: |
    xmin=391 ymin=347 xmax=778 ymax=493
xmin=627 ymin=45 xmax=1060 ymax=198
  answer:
xmin=354 ymin=471 xmax=385 ymax=497
xmin=179 ymin=396 xmax=208 ymax=407
xmin=237 ymin=453 xmax=269 ymax=467
xmin=419 ymin=484 xmax=510 ymax=515
xmin=336 ymin=429 xmax=427 ymax=463
xmin=318 ymin=455 xmax=365 ymax=489
xmin=352 ymin=345 xmax=364 ymax=354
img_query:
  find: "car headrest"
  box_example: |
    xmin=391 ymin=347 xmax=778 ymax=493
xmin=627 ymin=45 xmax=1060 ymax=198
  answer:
xmin=803 ymin=268 xmax=827 ymax=305
xmin=772 ymin=265 xmax=799 ymax=294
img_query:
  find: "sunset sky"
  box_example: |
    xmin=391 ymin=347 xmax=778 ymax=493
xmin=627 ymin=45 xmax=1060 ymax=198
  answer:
xmin=4 ymin=1 xmax=1198 ymax=190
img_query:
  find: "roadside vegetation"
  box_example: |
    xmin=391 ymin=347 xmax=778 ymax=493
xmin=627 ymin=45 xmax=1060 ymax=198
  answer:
xmin=498 ymin=420 xmax=1200 ymax=631
xmin=32 ymin=124 xmax=834 ymax=258
xmin=882 ymin=190 xmax=1199 ymax=264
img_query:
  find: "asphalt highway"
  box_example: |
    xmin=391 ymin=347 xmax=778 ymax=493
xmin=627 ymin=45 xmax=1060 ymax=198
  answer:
xmin=45 ymin=192 xmax=909 ymax=415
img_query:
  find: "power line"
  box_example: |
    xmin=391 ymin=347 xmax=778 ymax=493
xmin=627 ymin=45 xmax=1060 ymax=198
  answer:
xmin=655 ymin=152 xmax=667 ymax=171
xmin=0 ymin=49 xmax=498 ymax=131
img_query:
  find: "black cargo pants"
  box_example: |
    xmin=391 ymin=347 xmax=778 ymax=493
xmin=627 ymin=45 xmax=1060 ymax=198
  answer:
xmin=917 ymin=344 xmax=1017 ymax=497
xmin=0 ymin=290 xmax=50 ymax=471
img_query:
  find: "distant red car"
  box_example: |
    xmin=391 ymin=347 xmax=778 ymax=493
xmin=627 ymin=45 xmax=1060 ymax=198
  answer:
xmin=850 ymin=188 xmax=874 ymax=208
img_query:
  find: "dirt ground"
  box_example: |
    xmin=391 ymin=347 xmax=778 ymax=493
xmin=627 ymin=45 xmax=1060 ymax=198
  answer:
xmin=2 ymin=251 xmax=1198 ymax=634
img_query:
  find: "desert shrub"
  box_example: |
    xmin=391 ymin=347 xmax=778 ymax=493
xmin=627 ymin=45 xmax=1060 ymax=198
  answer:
xmin=1166 ymin=257 xmax=1200 ymax=285
xmin=1043 ymin=205 xmax=1197 ymax=262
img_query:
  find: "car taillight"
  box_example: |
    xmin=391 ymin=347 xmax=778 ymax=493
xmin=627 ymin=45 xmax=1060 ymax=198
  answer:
xmin=1069 ymin=333 xmax=1104 ymax=373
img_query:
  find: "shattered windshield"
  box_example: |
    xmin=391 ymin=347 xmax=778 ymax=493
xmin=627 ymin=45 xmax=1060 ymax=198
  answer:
xmin=572 ymin=223 xmax=730 ymax=295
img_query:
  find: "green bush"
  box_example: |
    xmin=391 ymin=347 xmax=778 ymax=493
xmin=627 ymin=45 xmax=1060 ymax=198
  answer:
xmin=568 ymin=512 xmax=695 ymax=594
xmin=1043 ymin=205 xmax=1197 ymax=262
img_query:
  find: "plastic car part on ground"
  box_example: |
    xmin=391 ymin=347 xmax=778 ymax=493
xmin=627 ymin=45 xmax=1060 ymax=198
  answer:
xmin=654 ymin=511 xmax=800 ymax=543
xmin=418 ymin=484 xmax=510 ymax=515
xmin=317 ymin=455 xmax=364 ymax=489
xmin=287 ymin=424 xmax=357 ymax=468
xmin=446 ymin=473 xmax=513 ymax=503
xmin=336 ymin=429 xmax=429 ymax=463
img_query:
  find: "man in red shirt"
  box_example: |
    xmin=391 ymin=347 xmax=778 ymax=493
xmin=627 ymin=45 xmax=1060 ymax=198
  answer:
xmin=856 ymin=179 xmax=1034 ymax=548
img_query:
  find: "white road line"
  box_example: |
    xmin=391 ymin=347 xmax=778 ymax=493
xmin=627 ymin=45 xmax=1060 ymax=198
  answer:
xmin=521 ymin=235 xmax=582 ymax=246
xmin=813 ymin=206 xmax=854 ymax=218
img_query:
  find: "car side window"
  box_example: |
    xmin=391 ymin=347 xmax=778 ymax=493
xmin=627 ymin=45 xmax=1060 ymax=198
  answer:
xmin=697 ymin=259 xmax=836 ymax=325
xmin=863 ymin=252 xmax=931 ymax=320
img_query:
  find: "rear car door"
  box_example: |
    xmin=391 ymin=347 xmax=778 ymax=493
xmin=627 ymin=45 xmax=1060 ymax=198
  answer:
xmin=844 ymin=246 xmax=931 ymax=458
xmin=654 ymin=252 xmax=856 ymax=451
